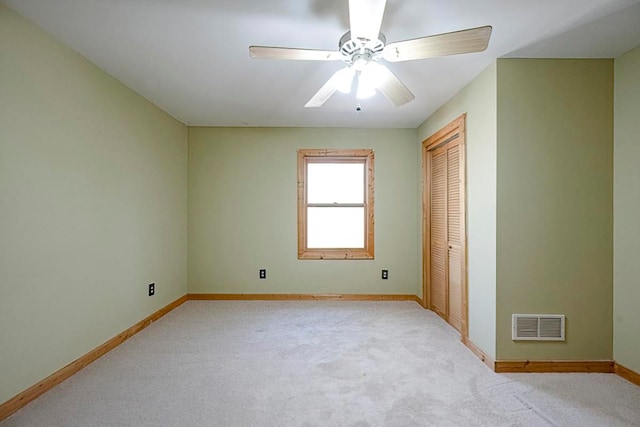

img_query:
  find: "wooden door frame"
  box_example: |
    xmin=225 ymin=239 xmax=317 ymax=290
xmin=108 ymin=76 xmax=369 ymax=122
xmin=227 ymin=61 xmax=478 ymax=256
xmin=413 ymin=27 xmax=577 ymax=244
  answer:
xmin=422 ymin=114 xmax=468 ymax=339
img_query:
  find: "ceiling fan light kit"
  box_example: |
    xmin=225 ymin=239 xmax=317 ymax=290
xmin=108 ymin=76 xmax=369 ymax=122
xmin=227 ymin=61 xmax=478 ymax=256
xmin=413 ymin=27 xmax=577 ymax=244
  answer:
xmin=249 ymin=0 xmax=491 ymax=109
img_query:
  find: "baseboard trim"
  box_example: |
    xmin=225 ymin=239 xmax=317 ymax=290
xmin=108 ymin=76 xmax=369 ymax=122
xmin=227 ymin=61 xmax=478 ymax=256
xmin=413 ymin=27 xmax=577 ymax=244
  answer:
xmin=0 ymin=295 xmax=188 ymax=422
xmin=462 ymin=337 xmax=495 ymax=370
xmin=615 ymin=363 xmax=640 ymax=386
xmin=494 ymin=360 xmax=614 ymax=373
xmin=188 ymin=293 xmax=421 ymax=302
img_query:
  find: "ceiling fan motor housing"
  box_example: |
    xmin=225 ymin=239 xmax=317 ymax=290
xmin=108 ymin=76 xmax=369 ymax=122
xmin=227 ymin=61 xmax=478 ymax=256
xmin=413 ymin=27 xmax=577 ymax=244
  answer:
xmin=339 ymin=31 xmax=386 ymax=66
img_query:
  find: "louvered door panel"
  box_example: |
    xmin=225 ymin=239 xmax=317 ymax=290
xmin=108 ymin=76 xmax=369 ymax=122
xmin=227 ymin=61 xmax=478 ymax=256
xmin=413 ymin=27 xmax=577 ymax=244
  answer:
xmin=430 ymin=151 xmax=447 ymax=317
xmin=448 ymin=246 xmax=463 ymax=331
xmin=447 ymin=144 xmax=463 ymax=332
xmin=447 ymin=145 xmax=461 ymax=244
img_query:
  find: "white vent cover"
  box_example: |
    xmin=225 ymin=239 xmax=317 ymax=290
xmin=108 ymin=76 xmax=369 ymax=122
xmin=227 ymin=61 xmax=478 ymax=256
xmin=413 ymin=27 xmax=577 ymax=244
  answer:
xmin=512 ymin=314 xmax=565 ymax=341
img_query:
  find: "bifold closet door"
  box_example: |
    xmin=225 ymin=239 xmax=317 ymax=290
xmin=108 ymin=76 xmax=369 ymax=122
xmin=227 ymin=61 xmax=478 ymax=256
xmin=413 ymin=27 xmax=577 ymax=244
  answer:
xmin=429 ymin=139 xmax=463 ymax=333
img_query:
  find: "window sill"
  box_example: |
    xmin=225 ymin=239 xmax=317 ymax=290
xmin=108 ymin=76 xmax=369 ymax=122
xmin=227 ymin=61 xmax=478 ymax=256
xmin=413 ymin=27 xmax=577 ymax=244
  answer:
xmin=298 ymin=249 xmax=374 ymax=260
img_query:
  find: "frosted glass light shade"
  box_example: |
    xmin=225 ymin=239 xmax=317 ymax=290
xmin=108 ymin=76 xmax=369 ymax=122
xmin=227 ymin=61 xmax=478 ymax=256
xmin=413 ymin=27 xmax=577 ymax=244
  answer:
xmin=363 ymin=62 xmax=386 ymax=88
xmin=356 ymin=81 xmax=376 ymax=99
xmin=333 ymin=67 xmax=355 ymax=94
xmin=356 ymin=63 xmax=386 ymax=99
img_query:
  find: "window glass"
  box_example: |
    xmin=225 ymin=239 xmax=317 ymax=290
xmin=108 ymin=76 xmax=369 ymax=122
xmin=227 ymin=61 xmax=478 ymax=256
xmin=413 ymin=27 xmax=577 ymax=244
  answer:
xmin=307 ymin=207 xmax=365 ymax=248
xmin=307 ymin=163 xmax=364 ymax=204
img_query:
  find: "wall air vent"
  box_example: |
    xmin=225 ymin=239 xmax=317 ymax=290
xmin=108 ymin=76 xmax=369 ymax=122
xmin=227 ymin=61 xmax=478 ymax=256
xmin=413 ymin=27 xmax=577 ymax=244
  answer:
xmin=512 ymin=314 xmax=565 ymax=341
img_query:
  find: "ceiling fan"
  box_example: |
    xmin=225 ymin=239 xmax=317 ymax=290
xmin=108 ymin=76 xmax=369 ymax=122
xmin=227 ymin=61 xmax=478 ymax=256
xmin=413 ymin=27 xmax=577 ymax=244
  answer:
xmin=249 ymin=0 xmax=492 ymax=108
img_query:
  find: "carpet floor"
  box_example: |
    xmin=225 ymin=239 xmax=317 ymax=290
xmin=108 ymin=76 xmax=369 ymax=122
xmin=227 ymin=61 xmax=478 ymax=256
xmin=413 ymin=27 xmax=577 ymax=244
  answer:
xmin=3 ymin=301 xmax=640 ymax=426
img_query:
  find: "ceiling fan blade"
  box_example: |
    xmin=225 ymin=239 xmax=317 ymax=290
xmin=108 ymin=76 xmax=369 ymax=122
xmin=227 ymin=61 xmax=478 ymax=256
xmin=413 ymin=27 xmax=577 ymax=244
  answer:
xmin=383 ymin=26 xmax=492 ymax=62
xmin=376 ymin=65 xmax=415 ymax=107
xmin=249 ymin=46 xmax=342 ymax=61
xmin=349 ymin=0 xmax=386 ymax=42
xmin=304 ymin=70 xmax=344 ymax=108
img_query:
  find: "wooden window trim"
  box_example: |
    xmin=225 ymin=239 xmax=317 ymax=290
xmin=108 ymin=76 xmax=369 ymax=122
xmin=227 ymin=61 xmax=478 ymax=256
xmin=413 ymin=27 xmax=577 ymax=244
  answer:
xmin=297 ymin=149 xmax=375 ymax=260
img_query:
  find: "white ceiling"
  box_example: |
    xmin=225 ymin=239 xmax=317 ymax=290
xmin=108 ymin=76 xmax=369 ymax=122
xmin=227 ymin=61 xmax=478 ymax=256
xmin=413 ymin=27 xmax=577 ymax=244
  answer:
xmin=4 ymin=0 xmax=640 ymax=128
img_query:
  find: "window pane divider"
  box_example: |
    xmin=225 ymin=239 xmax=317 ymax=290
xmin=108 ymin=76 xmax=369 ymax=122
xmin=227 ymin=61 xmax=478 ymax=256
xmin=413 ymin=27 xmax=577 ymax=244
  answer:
xmin=308 ymin=203 xmax=365 ymax=208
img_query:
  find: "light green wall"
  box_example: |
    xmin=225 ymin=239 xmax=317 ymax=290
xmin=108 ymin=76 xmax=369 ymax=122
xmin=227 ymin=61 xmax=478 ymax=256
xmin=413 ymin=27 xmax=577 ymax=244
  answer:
xmin=417 ymin=63 xmax=498 ymax=359
xmin=613 ymin=46 xmax=640 ymax=373
xmin=1 ymin=0 xmax=634 ymax=407
xmin=496 ymin=59 xmax=613 ymax=360
xmin=0 ymin=4 xmax=188 ymax=404
xmin=188 ymin=127 xmax=420 ymax=295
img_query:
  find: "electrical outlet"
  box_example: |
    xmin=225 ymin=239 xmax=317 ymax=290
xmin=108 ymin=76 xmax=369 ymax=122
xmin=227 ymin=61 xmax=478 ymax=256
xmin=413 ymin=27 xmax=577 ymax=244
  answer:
xmin=148 ymin=283 xmax=155 ymax=296
xmin=259 ymin=269 xmax=267 ymax=279
xmin=381 ymin=270 xmax=389 ymax=280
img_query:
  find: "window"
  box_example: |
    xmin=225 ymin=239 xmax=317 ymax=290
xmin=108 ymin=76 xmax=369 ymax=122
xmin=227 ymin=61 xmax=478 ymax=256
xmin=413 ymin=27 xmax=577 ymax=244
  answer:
xmin=297 ymin=149 xmax=374 ymax=259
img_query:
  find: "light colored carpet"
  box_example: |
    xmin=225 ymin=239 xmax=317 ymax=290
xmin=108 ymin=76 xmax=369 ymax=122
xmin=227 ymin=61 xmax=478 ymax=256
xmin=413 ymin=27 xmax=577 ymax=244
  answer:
xmin=3 ymin=301 xmax=640 ymax=426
